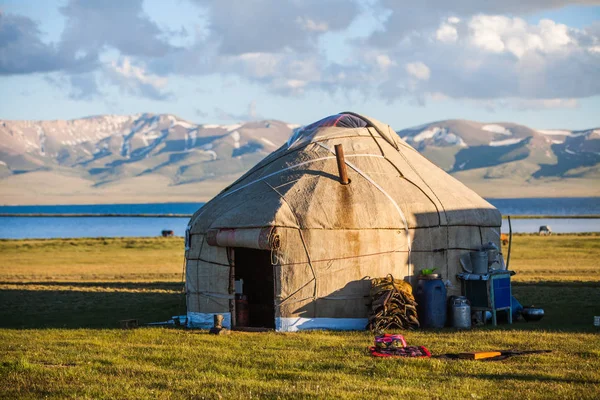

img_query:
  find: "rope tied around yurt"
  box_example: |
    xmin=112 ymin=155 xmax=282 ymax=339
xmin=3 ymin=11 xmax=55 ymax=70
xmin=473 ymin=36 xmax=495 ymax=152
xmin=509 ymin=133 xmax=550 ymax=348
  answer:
xmin=367 ymin=275 xmax=420 ymax=333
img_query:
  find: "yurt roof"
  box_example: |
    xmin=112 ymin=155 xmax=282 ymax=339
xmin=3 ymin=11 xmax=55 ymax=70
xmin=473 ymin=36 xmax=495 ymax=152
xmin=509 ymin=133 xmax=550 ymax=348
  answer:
xmin=189 ymin=112 xmax=501 ymax=234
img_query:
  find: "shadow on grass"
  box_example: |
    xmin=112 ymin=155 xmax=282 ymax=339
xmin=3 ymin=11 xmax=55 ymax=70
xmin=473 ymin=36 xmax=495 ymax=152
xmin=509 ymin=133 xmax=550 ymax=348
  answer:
xmin=1 ymin=280 xmax=598 ymax=332
xmin=0 ymin=281 xmax=185 ymax=329
xmin=507 ymin=280 xmax=600 ymax=333
xmin=513 ymin=281 xmax=600 ymax=288
xmin=455 ymin=372 xmax=600 ymax=385
xmin=0 ymin=281 xmax=184 ymax=291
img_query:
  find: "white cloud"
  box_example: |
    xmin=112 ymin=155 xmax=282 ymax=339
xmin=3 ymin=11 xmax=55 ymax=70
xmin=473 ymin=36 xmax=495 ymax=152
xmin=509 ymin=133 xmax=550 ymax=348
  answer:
xmin=4 ymin=0 xmax=600 ymax=108
xmin=436 ymin=23 xmax=458 ymax=43
xmin=193 ymin=0 xmax=357 ymax=55
xmin=539 ymin=19 xmax=573 ymax=50
xmin=109 ymin=58 xmax=167 ymax=88
xmin=285 ymin=79 xmax=307 ymax=89
xmin=297 ymin=17 xmax=329 ymax=32
xmin=467 ymin=97 xmax=581 ymax=112
xmin=270 ymin=78 xmax=309 ymax=95
xmin=375 ymin=54 xmax=396 ymax=70
xmin=367 ymin=0 xmax=600 ymax=47
xmin=468 ymin=15 xmax=511 ymax=53
xmin=515 ymin=98 xmax=580 ymax=110
xmin=468 ymin=16 xmax=574 ymax=58
xmin=405 ymin=62 xmax=431 ymax=81
xmin=221 ymin=51 xmax=321 ymax=95
xmin=589 ymin=46 xmax=600 ymax=54
xmin=233 ymin=53 xmax=282 ymax=79
xmin=429 ymin=92 xmax=449 ymax=101
xmin=354 ymin=14 xmax=600 ymax=103
xmin=105 ymin=58 xmax=170 ymax=100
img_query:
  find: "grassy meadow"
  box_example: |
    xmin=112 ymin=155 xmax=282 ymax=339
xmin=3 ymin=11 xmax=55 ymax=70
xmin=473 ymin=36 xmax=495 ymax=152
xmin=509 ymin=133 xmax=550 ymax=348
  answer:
xmin=0 ymin=235 xmax=599 ymax=399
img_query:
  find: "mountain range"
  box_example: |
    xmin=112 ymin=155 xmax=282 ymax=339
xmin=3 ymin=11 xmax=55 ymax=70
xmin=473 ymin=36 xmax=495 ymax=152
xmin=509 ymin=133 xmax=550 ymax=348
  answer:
xmin=1 ymin=114 xmax=598 ymax=204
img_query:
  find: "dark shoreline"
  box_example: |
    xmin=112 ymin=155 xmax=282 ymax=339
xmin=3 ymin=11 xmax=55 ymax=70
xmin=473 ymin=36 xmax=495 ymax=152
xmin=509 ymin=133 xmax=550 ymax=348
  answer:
xmin=0 ymin=213 xmax=192 ymax=218
xmin=1 ymin=213 xmax=599 ymax=219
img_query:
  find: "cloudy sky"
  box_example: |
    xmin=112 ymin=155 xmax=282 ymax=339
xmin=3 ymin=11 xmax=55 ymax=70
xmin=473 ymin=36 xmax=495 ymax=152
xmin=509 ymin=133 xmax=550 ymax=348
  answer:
xmin=1 ymin=0 xmax=599 ymax=130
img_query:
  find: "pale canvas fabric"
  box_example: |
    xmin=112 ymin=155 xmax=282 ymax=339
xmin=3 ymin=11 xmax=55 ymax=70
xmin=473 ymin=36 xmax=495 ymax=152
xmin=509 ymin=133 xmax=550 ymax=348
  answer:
xmin=185 ymin=113 xmax=501 ymax=323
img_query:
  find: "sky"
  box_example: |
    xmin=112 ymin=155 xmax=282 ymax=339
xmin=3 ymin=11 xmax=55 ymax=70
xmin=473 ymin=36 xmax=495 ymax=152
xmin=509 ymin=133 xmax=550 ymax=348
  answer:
xmin=0 ymin=0 xmax=599 ymax=130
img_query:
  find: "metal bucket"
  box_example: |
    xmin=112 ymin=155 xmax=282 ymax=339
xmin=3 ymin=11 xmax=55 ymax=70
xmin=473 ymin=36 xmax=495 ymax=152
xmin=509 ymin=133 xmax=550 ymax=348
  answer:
xmin=469 ymin=251 xmax=489 ymax=274
xmin=451 ymin=296 xmax=471 ymax=329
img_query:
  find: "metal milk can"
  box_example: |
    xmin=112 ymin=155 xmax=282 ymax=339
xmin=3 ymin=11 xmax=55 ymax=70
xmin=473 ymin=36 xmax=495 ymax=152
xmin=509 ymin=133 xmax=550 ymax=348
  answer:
xmin=451 ymin=296 xmax=471 ymax=329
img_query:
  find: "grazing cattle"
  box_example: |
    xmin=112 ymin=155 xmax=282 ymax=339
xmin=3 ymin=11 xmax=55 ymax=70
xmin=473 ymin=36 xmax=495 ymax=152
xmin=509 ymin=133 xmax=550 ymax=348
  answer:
xmin=538 ymin=225 xmax=552 ymax=236
xmin=161 ymin=230 xmax=174 ymax=237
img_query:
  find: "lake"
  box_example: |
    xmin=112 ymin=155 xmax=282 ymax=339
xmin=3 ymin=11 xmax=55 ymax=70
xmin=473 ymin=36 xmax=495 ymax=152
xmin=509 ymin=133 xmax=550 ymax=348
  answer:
xmin=0 ymin=198 xmax=598 ymax=239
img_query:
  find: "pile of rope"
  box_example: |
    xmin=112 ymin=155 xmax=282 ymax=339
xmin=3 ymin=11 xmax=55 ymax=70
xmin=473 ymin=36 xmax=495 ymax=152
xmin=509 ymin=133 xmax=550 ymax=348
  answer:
xmin=367 ymin=275 xmax=420 ymax=332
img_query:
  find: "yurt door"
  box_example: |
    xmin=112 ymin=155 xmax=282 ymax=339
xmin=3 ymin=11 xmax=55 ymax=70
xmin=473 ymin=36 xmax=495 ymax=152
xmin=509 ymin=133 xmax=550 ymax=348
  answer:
xmin=233 ymin=247 xmax=275 ymax=329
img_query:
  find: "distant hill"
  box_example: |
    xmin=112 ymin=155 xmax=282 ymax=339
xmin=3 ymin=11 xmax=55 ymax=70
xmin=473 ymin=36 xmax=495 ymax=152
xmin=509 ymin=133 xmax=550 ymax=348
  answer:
xmin=0 ymin=114 xmax=598 ymax=204
xmin=397 ymin=120 xmax=599 ymax=198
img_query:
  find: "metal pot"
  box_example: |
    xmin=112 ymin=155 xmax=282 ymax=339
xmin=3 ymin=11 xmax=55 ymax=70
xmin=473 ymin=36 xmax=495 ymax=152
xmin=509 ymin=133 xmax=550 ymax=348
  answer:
xmin=521 ymin=307 xmax=544 ymax=322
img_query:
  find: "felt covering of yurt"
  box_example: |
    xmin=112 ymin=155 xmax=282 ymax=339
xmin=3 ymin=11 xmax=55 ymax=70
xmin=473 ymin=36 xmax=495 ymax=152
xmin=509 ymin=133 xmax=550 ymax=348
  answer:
xmin=184 ymin=112 xmax=502 ymax=331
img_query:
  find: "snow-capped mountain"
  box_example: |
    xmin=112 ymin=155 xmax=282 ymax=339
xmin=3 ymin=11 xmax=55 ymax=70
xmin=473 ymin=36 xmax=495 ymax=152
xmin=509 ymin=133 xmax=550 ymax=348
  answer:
xmin=398 ymin=120 xmax=600 ymax=180
xmin=0 ymin=114 xmax=293 ymax=186
xmin=0 ymin=114 xmax=598 ymax=204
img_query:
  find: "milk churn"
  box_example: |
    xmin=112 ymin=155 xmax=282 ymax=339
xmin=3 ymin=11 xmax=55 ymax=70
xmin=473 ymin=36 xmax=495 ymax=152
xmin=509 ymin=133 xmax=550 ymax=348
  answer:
xmin=451 ymin=296 xmax=471 ymax=329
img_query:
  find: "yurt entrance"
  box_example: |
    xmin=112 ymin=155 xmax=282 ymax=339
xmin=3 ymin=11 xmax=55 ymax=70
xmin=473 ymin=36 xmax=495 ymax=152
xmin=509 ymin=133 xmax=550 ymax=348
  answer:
xmin=233 ymin=248 xmax=275 ymax=329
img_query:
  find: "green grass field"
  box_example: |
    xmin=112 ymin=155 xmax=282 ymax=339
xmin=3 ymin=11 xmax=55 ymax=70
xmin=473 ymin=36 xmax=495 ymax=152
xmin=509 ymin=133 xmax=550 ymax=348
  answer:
xmin=1 ymin=235 xmax=599 ymax=399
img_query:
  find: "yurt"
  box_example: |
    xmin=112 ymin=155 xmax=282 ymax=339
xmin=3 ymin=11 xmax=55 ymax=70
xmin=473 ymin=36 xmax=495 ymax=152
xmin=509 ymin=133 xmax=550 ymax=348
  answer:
xmin=184 ymin=112 xmax=502 ymax=331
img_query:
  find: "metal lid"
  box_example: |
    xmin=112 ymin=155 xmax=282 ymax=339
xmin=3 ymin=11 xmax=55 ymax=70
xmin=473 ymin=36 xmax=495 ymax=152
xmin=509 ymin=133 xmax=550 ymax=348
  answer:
xmin=452 ymin=296 xmax=470 ymax=305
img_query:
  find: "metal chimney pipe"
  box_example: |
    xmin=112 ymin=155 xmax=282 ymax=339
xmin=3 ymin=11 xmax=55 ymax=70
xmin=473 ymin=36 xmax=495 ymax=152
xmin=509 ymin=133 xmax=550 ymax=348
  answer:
xmin=334 ymin=144 xmax=350 ymax=185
